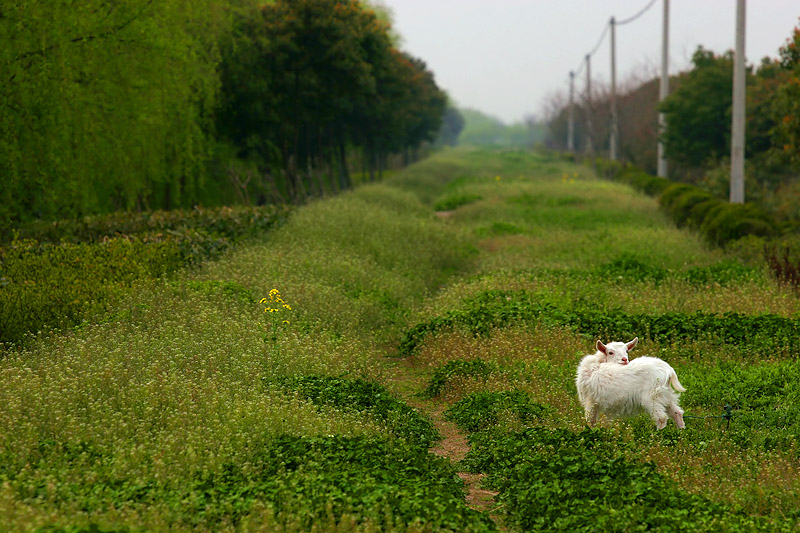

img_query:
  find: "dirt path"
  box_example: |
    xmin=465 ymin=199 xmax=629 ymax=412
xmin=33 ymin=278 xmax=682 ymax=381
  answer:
xmin=384 ymin=357 xmax=501 ymax=522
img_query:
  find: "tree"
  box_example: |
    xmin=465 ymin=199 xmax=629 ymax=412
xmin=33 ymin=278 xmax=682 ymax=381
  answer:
xmin=0 ymin=0 xmax=228 ymax=234
xmin=659 ymin=47 xmax=735 ymax=175
xmin=769 ymin=22 xmax=800 ymax=171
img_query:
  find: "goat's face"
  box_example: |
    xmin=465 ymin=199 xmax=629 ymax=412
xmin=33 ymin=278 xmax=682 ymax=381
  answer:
xmin=596 ymin=337 xmax=638 ymax=365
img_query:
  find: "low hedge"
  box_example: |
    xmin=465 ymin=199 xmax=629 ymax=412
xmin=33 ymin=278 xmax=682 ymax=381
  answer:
xmin=399 ymin=289 xmax=800 ymax=357
xmin=12 ymin=205 xmax=292 ymax=244
xmin=594 ymin=158 xmax=776 ymax=247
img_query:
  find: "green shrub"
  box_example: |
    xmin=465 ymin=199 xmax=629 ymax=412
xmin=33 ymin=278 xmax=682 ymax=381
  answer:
xmin=595 ymin=253 xmax=668 ymax=283
xmin=281 ymin=376 xmax=440 ymax=448
xmin=687 ymin=197 xmax=721 ymax=228
xmin=0 ymin=237 xmax=185 ymax=346
xmin=659 ymin=183 xmax=698 ymax=211
xmin=445 ymin=390 xmax=551 ymax=432
xmin=666 ymin=188 xmax=716 ymax=227
xmin=700 ymin=203 xmax=774 ymax=246
xmin=1 ymin=205 xmax=291 ymax=347
xmin=424 ymin=359 xmax=498 ymax=397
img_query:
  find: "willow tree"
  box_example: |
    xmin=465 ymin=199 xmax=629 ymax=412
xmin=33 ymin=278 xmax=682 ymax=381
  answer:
xmin=0 ymin=0 xmax=228 ymax=234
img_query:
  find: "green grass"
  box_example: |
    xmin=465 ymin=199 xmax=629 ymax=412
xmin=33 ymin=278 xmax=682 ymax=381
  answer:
xmin=3 ymin=146 xmax=800 ymax=531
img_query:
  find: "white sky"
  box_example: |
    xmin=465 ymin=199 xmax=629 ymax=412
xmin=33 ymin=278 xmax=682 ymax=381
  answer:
xmin=380 ymin=0 xmax=800 ymax=124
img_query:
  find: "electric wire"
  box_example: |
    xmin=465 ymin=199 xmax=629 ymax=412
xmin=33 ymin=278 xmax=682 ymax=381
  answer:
xmin=616 ymin=0 xmax=659 ymax=26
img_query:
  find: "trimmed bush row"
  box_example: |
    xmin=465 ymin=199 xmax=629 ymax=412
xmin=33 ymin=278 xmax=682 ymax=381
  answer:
xmin=28 ymin=436 xmax=495 ymax=532
xmin=595 ymin=159 xmax=775 ymax=247
xmin=1 ymin=206 xmax=291 ymax=347
xmin=461 ymin=428 xmax=776 ymax=532
xmin=399 ymin=290 xmax=800 ymax=357
xmin=12 ymin=204 xmax=292 ymax=244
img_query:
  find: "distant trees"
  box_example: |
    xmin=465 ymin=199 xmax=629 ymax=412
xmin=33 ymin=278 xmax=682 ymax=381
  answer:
xmin=210 ymin=0 xmax=447 ymax=200
xmin=545 ymin=19 xmax=800 ymax=204
xmin=1 ymin=0 xmax=449 ymax=236
xmin=435 ymin=106 xmax=465 ymax=147
xmin=541 ymin=19 xmax=800 ymax=224
xmin=458 ymin=109 xmax=545 ymax=147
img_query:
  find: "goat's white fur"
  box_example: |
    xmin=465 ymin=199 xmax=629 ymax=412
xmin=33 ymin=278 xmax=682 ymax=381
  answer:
xmin=576 ymin=337 xmax=686 ymax=429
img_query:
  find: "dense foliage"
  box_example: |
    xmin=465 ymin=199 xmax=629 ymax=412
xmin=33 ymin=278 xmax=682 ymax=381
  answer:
xmin=1 ymin=0 xmax=448 ymax=238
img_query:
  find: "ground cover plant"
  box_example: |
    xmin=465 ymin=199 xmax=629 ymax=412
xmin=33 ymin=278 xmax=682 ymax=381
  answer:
xmin=3 ymin=147 xmax=800 ymax=531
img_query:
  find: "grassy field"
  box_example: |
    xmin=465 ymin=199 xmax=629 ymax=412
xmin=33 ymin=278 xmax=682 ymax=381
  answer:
xmin=2 ymin=147 xmax=800 ymax=531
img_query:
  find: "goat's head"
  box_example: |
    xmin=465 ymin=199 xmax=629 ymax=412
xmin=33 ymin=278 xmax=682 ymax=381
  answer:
xmin=596 ymin=337 xmax=638 ymax=365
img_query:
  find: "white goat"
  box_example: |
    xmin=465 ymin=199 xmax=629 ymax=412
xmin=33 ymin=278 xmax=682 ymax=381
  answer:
xmin=575 ymin=337 xmax=686 ymax=429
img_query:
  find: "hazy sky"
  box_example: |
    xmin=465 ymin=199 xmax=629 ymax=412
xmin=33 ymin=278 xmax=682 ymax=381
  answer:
xmin=380 ymin=1 xmax=800 ymax=124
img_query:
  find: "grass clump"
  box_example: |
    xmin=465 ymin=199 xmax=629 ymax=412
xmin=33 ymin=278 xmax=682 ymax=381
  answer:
xmin=424 ymin=359 xmax=497 ymax=398
xmin=434 ymin=193 xmax=482 ymax=212
xmin=444 ymin=390 xmax=551 ymax=432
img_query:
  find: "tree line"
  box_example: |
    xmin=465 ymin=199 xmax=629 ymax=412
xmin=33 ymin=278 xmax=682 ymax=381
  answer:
xmin=545 ymin=21 xmax=800 ymax=220
xmin=0 ymin=0 xmax=448 ymax=237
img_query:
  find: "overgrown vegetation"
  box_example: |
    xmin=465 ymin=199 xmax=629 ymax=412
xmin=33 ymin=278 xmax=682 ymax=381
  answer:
xmin=4 ymin=148 xmax=800 ymax=530
xmin=0 ymin=205 xmax=291 ymax=346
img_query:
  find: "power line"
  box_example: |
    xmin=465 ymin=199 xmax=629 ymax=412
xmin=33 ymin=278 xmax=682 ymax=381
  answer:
xmin=566 ymin=0 xmax=664 ymax=154
xmin=616 ymin=0 xmax=659 ymax=26
xmin=588 ymin=22 xmax=610 ymax=58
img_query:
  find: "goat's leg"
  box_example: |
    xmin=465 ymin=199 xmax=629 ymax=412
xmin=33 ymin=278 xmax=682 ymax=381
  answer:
xmin=585 ymin=404 xmax=598 ymax=427
xmin=668 ymin=404 xmax=685 ymax=429
xmin=648 ymin=402 xmax=669 ymax=430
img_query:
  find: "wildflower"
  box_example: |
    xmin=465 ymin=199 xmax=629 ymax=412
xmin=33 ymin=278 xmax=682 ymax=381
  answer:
xmin=261 ymin=288 xmax=293 ymax=341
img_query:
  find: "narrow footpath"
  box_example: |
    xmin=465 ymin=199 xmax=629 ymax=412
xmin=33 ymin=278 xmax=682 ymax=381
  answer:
xmin=384 ymin=357 xmax=503 ymax=529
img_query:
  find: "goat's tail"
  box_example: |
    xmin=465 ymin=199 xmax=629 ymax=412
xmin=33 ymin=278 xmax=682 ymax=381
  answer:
xmin=670 ymin=371 xmax=686 ymax=392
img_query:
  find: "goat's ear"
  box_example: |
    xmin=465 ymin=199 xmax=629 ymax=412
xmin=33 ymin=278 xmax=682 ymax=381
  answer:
xmin=626 ymin=337 xmax=639 ymax=351
xmin=596 ymin=340 xmax=607 ymax=354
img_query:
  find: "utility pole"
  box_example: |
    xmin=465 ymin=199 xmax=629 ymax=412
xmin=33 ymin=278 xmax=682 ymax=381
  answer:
xmin=657 ymin=0 xmax=669 ymax=178
xmin=584 ymin=54 xmax=594 ymax=161
xmin=730 ymin=0 xmax=746 ymax=203
xmin=610 ymin=17 xmax=618 ymax=161
xmin=568 ymin=71 xmax=575 ymax=152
